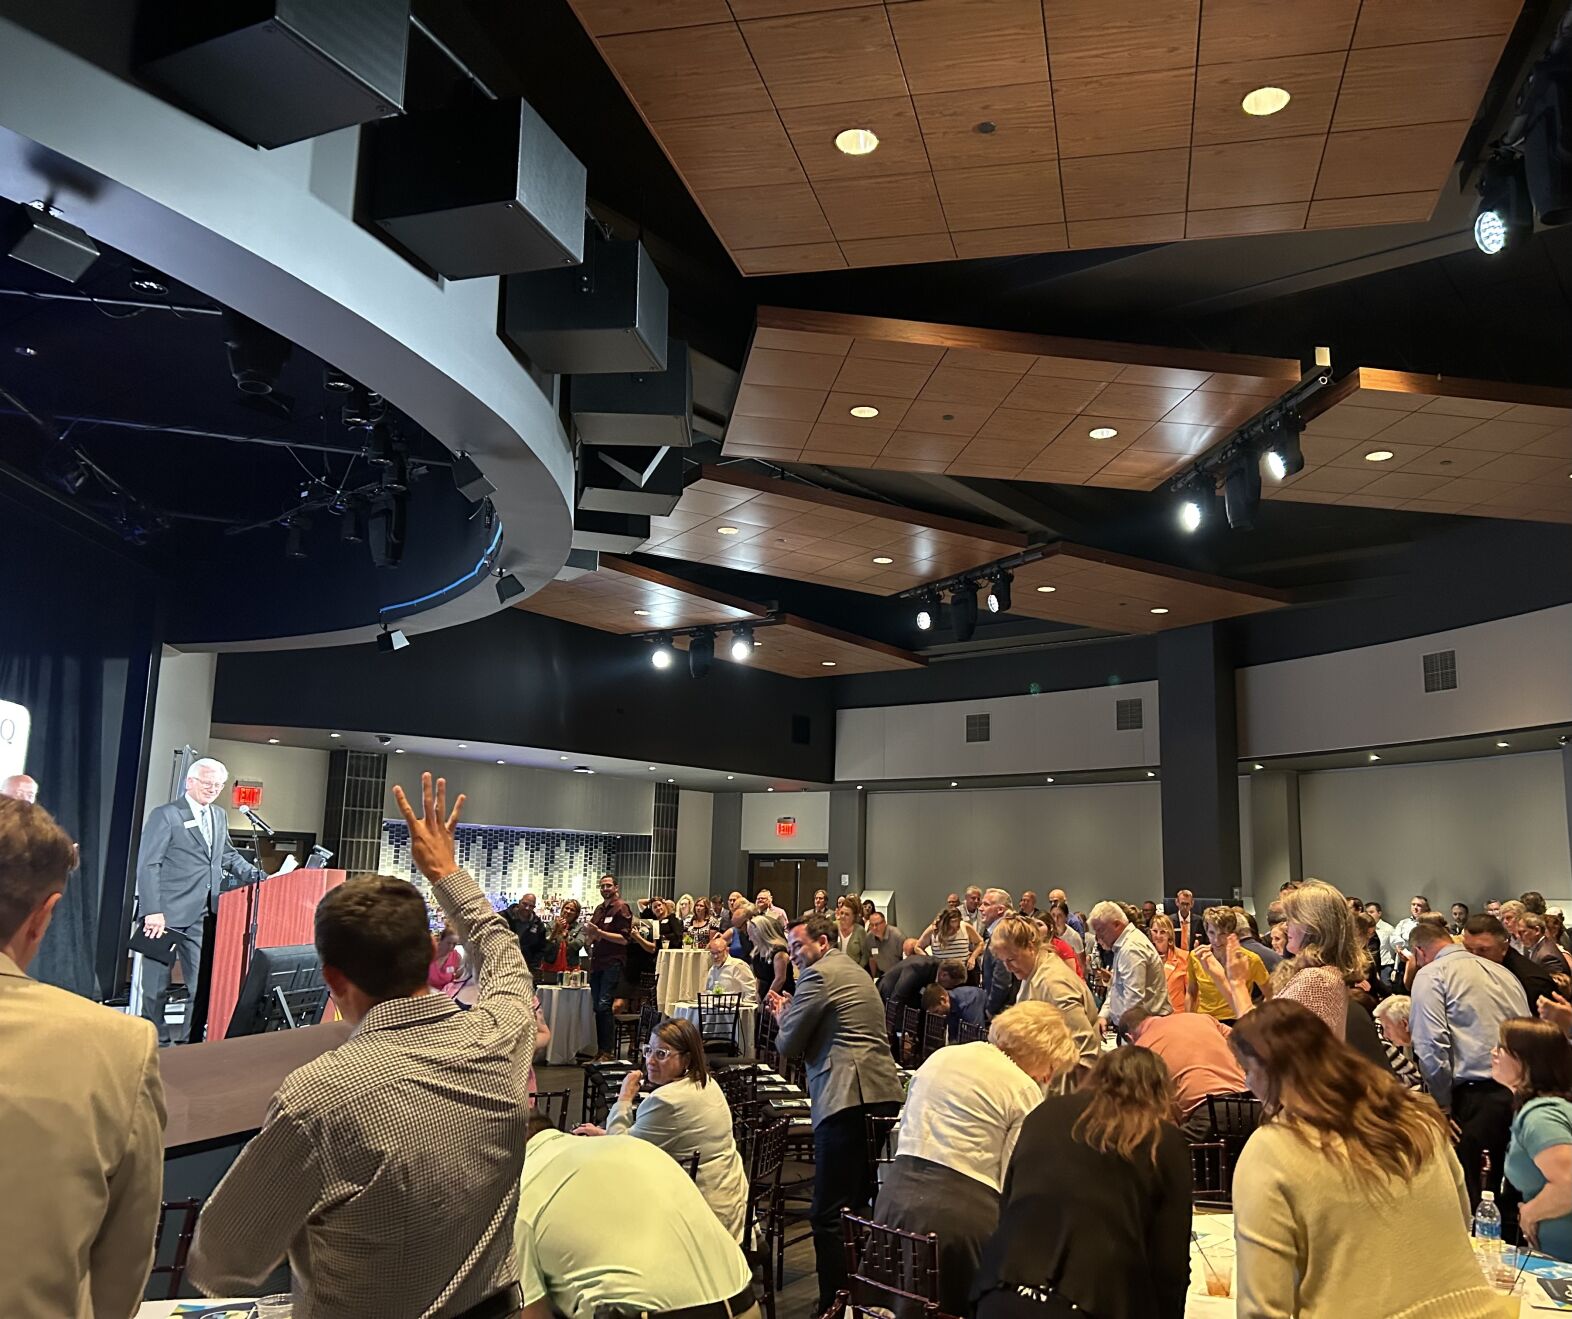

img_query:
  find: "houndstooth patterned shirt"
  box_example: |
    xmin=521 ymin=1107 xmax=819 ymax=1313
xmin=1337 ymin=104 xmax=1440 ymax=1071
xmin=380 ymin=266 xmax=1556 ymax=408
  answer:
xmin=189 ymin=869 xmax=535 ymax=1318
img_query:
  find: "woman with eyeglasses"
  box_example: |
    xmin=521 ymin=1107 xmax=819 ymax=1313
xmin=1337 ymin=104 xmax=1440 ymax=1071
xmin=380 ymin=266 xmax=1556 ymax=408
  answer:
xmin=1495 ymin=1018 xmax=1572 ymax=1259
xmin=573 ymin=1018 xmax=748 ymax=1241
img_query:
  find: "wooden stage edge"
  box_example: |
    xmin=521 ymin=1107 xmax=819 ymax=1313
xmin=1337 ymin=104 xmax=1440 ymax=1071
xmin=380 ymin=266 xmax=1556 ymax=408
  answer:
xmin=160 ymin=1020 xmax=352 ymax=1150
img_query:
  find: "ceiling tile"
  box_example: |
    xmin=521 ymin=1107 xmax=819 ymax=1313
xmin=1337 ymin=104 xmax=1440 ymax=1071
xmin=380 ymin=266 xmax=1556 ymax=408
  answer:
xmin=739 ymin=8 xmax=909 ymax=108
xmin=1060 ymin=149 xmax=1189 ymax=220
xmin=1067 ymin=213 xmax=1186 ymax=247
xmin=841 ymin=233 xmax=959 ymax=266
xmin=703 ymin=182 xmax=835 ymax=247
xmin=735 ymin=243 xmax=848 ymax=274
xmin=1190 ymin=50 xmax=1346 ymax=145
xmin=724 ymin=416 xmax=815 ymax=449
xmin=1002 ymin=372 xmax=1107 ymax=413
xmin=600 ymin=24 xmax=774 ymax=122
xmin=951 ymin=223 xmax=1069 ymax=257
xmin=1042 ymin=0 xmax=1201 ymax=78
xmin=912 ymin=83 xmax=1058 ymax=169
xmin=831 ymin=354 xmax=937 ymax=396
xmin=744 ymin=346 xmax=847 ymax=390
xmin=1305 ymin=190 xmax=1439 ymax=229
xmin=1090 ymin=381 xmax=1195 ymax=420
xmin=733 ymin=382 xmax=828 ymax=421
xmin=1186 ymin=202 xmax=1310 ymax=238
xmin=1187 ymin=135 xmax=1325 ymax=209
xmin=1052 ymin=68 xmax=1195 ymax=158
xmin=976 ymin=408 xmax=1076 ymax=442
xmin=816 ymin=174 xmax=948 ymax=240
xmin=1197 ymin=0 xmax=1362 ymax=64
xmin=570 ymin=0 xmax=733 ymax=36
xmin=815 ymin=392 xmax=911 ymax=428
xmin=778 ymin=97 xmax=932 ymax=181
xmin=917 ymin=365 xmax=1024 ymax=406
xmin=1315 ymin=123 xmax=1471 ymax=199
xmin=1352 ymin=0 xmax=1523 ymax=47
xmin=934 ymin=160 xmax=1065 ymax=229
xmin=887 ymin=0 xmax=1049 ymax=93
xmin=655 ymin=111 xmax=807 ymax=190
xmin=1332 ymin=37 xmax=1510 ymax=134
xmin=900 ymin=400 xmax=995 ymax=434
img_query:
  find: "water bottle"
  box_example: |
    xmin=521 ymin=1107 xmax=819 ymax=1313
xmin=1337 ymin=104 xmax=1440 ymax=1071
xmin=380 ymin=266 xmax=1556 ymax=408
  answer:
xmin=1473 ymin=1190 xmax=1503 ymax=1264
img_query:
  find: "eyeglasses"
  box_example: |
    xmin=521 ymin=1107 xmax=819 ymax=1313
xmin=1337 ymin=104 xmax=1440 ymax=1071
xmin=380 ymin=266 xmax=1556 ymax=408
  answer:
xmin=642 ymin=1045 xmax=679 ymax=1061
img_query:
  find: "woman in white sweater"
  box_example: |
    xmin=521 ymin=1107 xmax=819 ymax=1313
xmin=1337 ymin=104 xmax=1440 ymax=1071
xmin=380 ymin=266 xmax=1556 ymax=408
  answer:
xmin=578 ymin=1017 xmax=749 ymax=1241
xmin=1229 ymin=1000 xmax=1497 ymax=1319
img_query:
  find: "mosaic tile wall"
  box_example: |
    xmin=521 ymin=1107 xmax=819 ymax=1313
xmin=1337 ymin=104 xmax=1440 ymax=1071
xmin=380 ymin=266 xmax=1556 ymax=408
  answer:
xmin=380 ymin=820 xmax=641 ymax=913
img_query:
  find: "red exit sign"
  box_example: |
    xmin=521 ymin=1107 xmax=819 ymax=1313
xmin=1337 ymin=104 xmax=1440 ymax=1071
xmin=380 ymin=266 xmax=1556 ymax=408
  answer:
xmin=776 ymin=817 xmax=796 ymax=839
xmin=232 ymin=781 xmax=263 ymax=809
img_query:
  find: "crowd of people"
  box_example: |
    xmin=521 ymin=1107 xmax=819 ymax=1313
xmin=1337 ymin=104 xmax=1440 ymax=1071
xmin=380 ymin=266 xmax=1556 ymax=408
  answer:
xmin=7 ymin=774 xmax=1572 ymax=1318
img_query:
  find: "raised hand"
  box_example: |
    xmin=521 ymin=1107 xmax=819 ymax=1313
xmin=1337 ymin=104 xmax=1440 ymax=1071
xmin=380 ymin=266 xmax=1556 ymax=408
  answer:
xmin=1540 ymin=991 xmax=1572 ymax=1037
xmin=392 ymin=773 xmax=465 ymax=882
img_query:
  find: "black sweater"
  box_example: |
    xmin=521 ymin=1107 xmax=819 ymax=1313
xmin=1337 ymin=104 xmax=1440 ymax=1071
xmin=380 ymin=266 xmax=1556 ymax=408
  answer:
xmin=973 ymin=1090 xmax=1192 ymax=1319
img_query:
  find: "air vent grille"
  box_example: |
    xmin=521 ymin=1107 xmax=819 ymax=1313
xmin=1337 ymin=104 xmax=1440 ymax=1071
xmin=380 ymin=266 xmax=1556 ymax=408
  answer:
xmin=1115 ymin=698 xmax=1144 ymax=731
xmin=965 ymin=713 xmax=991 ymax=743
xmin=1422 ymin=650 xmax=1457 ymax=693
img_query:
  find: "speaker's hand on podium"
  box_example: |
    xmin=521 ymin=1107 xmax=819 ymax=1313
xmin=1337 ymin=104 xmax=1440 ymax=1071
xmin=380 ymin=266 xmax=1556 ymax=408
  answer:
xmin=143 ymin=912 xmax=166 ymax=938
xmin=393 ymin=772 xmax=466 ymax=882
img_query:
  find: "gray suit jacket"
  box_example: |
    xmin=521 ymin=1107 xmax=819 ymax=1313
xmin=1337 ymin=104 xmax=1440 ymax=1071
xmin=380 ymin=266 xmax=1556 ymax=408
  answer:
xmin=775 ymin=947 xmax=904 ymax=1126
xmin=136 ymin=799 xmax=268 ymax=929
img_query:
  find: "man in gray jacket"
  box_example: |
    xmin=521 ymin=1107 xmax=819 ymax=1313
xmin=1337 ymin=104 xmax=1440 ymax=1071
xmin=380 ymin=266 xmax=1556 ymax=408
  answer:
xmin=769 ymin=913 xmax=904 ymax=1309
xmin=136 ymin=756 xmax=270 ymax=1043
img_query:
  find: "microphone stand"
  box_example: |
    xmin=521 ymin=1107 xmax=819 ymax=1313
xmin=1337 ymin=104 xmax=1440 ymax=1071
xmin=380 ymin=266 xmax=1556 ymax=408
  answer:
xmin=238 ymin=806 xmax=276 ymax=976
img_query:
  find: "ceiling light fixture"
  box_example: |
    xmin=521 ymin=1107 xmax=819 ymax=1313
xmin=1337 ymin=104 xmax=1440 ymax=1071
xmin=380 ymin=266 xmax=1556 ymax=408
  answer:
xmin=950 ymin=583 xmax=979 ymax=642
xmin=1147 ymin=771 xmax=1156 ymax=778
xmin=394 ymin=747 xmax=405 ymax=754
xmin=1088 ymin=426 xmax=1118 ymax=441
xmin=651 ymin=638 xmax=675 ymax=670
xmin=950 ymin=781 xmax=958 ymax=788
xmin=730 ymin=625 xmax=755 ymax=662
xmin=13 ymin=345 xmax=37 ymax=357
xmin=716 ymin=525 xmax=740 ymax=535
xmin=1045 ymin=776 xmax=1055 ymax=783
xmin=1262 ymin=415 xmax=1305 ymax=481
xmin=1035 ymin=585 xmax=1056 ymax=594
xmin=916 ymin=590 xmax=939 ymax=632
xmin=668 ymin=778 xmax=676 ymax=783
xmin=821 ymin=660 xmax=837 ymax=667
xmin=727 ymin=775 xmax=734 ymax=781
xmin=986 ymin=569 xmax=1013 ymax=614
xmin=1497 ymin=740 xmax=1510 ymax=748
xmin=559 ymin=754 xmax=569 ymax=760
xmin=573 ymin=766 xmax=595 ymax=774
xmin=329 ymin=732 xmax=341 ymax=739
xmin=688 ymin=630 xmax=715 ymax=679
xmin=872 ymin=555 xmax=894 ymax=565
xmin=1473 ymin=150 xmax=1532 ymax=255
xmin=1365 ymin=450 xmax=1394 ymax=462
xmin=1253 ymin=763 xmax=1264 ymax=771
xmin=1150 ymin=607 xmax=1169 ymax=615
xmin=496 ymin=759 xmax=506 ymax=764
xmin=130 ymin=278 xmax=168 ymax=295
xmin=648 ymin=766 xmax=657 ymax=771
xmin=1179 ymin=498 xmax=1204 ymax=533
xmin=834 ymin=128 xmax=879 ymax=156
xmin=267 ymin=738 xmax=280 ymax=744
xmin=458 ymin=743 xmax=467 ymax=749
xmin=633 ymin=609 xmax=650 ymax=616
xmin=1369 ymin=753 xmax=1381 ymax=762
xmin=849 ymin=405 xmax=880 ymax=419
xmin=1241 ymin=86 xmax=1291 ymax=116
xmin=766 ymin=786 xmax=774 ymax=792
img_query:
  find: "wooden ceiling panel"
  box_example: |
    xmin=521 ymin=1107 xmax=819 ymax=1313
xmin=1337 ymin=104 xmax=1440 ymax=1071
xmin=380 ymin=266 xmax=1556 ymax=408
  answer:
xmin=724 ymin=308 xmax=1299 ymax=490
xmin=679 ymin=615 xmax=926 ymax=677
xmin=1265 ymin=368 xmax=1572 ymax=524
xmin=567 ymin=0 xmax=1520 ymax=271
xmin=518 ymin=557 xmax=767 ymax=634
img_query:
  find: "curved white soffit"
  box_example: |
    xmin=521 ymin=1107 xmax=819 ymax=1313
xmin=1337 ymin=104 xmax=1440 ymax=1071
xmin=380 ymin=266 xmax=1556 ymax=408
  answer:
xmin=0 ymin=19 xmax=574 ymax=651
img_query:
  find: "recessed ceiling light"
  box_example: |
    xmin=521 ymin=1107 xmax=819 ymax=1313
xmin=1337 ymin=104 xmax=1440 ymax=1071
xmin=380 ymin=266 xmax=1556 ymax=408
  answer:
xmin=633 ymin=609 xmax=650 ymax=616
xmin=767 ymin=786 xmax=774 ymax=792
xmin=1241 ymin=86 xmax=1291 ymax=117
xmin=648 ymin=765 xmax=657 ymax=771
xmin=267 ymin=738 xmax=279 ymax=744
xmin=130 ymin=278 xmax=168 ymax=296
xmin=458 ymin=743 xmax=467 ymax=748
xmin=1036 ymin=585 xmax=1057 ymax=594
xmin=559 ymin=754 xmax=569 ymax=760
xmin=329 ymin=732 xmax=341 ymax=738
xmin=1147 ymin=771 xmax=1157 ymax=778
xmin=849 ymin=405 xmax=880 ymax=419
xmin=821 ymin=660 xmax=837 ymax=667
xmin=727 ymin=775 xmax=735 ymax=781
xmin=496 ymin=759 xmax=506 ymax=764
xmin=574 ymin=766 xmax=595 ymax=774
xmin=857 ymin=784 xmax=864 ymax=789
xmin=1150 ymin=607 xmax=1169 ymax=615
xmin=872 ymin=555 xmax=894 ymax=565
xmin=394 ymin=747 xmax=405 ymax=754
xmin=1365 ymin=450 xmax=1395 ymax=463
xmin=950 ymin=781 xmax=959 ymax=788
xmin=834 ymin=127 xmax=879 ymax=156
xmin=1253 ymin=763 xmax=1264 ymax=771
xmin=668 ymin=777 xmax=676 ymax=783
xmin=1497 ymin=740 xmax=1510 ymax=748
xmin=716 ymin=525 xmax=740 ymax=535
xmin=1088 ymin=426 xmax=1118 ymax=440
xmin=1369 ymin=753 xmax=1381 ymax=762
xmin=13 ymin=345 xmax=37 ymax=357
xmin=1045 ymin=776 xmax=1055 ymax=783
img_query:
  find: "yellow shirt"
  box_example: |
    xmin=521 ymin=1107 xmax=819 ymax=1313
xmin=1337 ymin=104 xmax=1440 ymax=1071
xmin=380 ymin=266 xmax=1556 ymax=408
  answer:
xmin=1188 ymin=946 xmax=1267 ymax=1020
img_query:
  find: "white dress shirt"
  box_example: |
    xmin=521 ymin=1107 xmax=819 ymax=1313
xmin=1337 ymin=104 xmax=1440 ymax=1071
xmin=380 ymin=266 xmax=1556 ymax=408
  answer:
xmin=895 ymin=1041 xmax=1043 ymax=1194
xmin=704 ymin=956 xmax=759 ymax=1006
xmin=1393 ymin=915 xmax=1421 ymax=957
xmin=1411 ymin=942 xmax=1530 ymax=1109
xmin=1101 ymin=923 xmax=1172 ymax=1024
xmin=1373 ymin=919 xmax=1398 ymax=969
xmin=185 ymin=793 xmax=213 ymax=849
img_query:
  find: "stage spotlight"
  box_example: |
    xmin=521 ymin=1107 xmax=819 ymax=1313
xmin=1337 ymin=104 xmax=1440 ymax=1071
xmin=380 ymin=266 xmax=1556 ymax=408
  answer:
xmin=1223 ymin=459 xmax=1261 ymax=531
xmin=950 ymin=583 xmax=979 ymax=643
xmin=222 ymin=309 xmax=292 ymax=398
xmin=1524 ymin=45 xmax=1572 ymax=226
xmin=495 ymin=573 xmax=527 ymax=605
xmin=376 ymin=628 xmax=409 ymax=654
xmin=1178 ymin=498 xmax=1204 ymax=534
xmin=451 ymin=453 xmax=496 ymax=504
xmin=1262 ymin=417 xmax=1305 ymax=481
xmin=916 ymin=590 xmax=939 ymax=632
xmin=689 ymin=630 xmax=715 ymax=679
xmin=284 ymin=517 xmax=309 ymax=559
xmin=730 ymin=626 xmax=755 ymax=662
xmin=651 ymin=638 xmax=675 ymax=669
xmin=1474 ymin=150 xmax=1533 ymax=255
xmin=986 ymin=570 xmax=1013 ymax=614
xmin=2 ymin=204 xmax=99 ymax=283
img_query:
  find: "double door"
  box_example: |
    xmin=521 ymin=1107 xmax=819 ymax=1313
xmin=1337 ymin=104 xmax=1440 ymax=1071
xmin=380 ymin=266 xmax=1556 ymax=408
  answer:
xmin=749 ymin=855 xmax=831 ymax=920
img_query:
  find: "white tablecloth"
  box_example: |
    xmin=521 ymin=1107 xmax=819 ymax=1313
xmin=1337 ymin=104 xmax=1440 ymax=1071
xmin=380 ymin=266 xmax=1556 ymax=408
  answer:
xmin=656 ymin=947 xmax=710 ymax=1012
xmin=672 ymin=998 xmax=758 ymax=1059
xmin=538 ymin=984 xmax=595 ymax=1065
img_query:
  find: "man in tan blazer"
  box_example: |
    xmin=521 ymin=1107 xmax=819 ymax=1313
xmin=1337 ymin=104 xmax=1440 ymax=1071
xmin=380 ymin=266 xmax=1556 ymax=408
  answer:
xmin=0 ymin=798 xmax=167 ymax=1317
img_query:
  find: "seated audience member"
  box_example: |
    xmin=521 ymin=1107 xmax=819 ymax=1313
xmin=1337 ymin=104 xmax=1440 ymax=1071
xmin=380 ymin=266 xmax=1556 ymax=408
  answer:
xmin=921 ymin=977 xmax=985 ymax=1039
xmin=703 ymin=931 xmax=758 ymax=1005
xmin=1230 ymin=1001 xmax=1496 ymax=1319
xmin=576 ymin=1018 xmax=748 ymax=1241
xmin=189 ymin=775 xmax=535 ymax=1317
xmin=1522 ymin=912 xmax=1572 ymax=976
xmin=875 ymin=1002 xmax=1076 ymax=1313
xmin=1187 ymin=906 xmax=1268 ymax=1023
xmin=428 ymin=924 xmax=465 ymax=995
xmin=1269 ymin=919 xmax=1289 ymax=957
xmin=1148 ymin=913 xmax=1189 ymax=1014
xmin=990 ymin=915 xmax=1100 ymax=1073
xmin=1090 ymin=899 xmax=1171 ymax=1032
xmin=834 ymin=894 xmax=870 ymax=971
xmin=880 ymin=954 xmax=966 ymax=1009
xmin=974 ymin=1048 xmax=1192 ymax=1319
xmin=1 ymin=800 xmax=166 ymax=1319
xmin=1409 ymin=917 xmax=1530 ymax=1212
xmin=1122 ymin=1005 xmax=1249 ymax=1140
xmin=1496 ymin=1018 xmax=1572 ymax=1260
xmin=515 ymin=1113 xmax=755 ymax=1319
xmin=864 ymin=910 xmax=906 ymax=976
xmin=1237 ymin=906 xmax=1284 ymax=972
xmin=1369 ymin=995 xmax=1424 ymax=1090
xmin=1464 ymin=913 xmax=1557 ymax=1014
xmin=744 ymin=909 xmax=794 ymax=999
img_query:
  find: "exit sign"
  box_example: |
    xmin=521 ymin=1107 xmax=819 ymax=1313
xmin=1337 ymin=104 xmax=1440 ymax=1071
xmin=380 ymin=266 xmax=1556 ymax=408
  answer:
xmin=232 ymin=781 xmax=263 ymax=809
xmin=776 ymin=817 xmax=796 ymax=839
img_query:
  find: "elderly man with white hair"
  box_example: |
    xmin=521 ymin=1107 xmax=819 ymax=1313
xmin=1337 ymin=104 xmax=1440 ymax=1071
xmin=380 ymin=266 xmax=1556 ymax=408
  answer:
xmin=135 ymin=756 xmax=273 ymax=1044
xmin=1 ymin=773 xmax=38 ymax=804
xmin=1088 ymin=899 xmax=1171 ymax=1035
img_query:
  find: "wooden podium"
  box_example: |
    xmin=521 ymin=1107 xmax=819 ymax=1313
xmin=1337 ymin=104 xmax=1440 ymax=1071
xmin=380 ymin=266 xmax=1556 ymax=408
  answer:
xmin=207 ymin=868 xmax=347 ymax=1040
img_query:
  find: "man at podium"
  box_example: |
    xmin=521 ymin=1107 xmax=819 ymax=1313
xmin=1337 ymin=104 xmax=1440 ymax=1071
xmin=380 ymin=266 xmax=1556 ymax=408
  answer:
xmin=135 ymin=756 xmax=274 ymax=1044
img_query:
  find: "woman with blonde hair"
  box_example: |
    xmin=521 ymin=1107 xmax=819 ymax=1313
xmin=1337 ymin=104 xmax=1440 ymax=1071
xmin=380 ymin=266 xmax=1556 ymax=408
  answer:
xmin=989 ymin=915 xmax=1099 ymax=1073
xmin=1230 ymin=1000 xmax=1496 ymax=1317
xmin=746 ymin=910 xmax=794 ymax=999
xmin=875 ymin=1001 xmax=1078 ymax=1313
xmin=973 ymin=1046 xmax=1191 ymax=1319
xmin=1148 ymin=913 xmax=1189 ymax=1015
xmin=675 ymin=893 xmax=694 ymax=923
xmin=1276 ymin=879 xmax=1369 ymax=1040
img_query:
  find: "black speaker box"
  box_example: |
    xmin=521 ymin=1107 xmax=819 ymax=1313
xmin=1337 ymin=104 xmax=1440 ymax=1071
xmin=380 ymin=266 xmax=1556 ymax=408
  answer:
xmin=1 ymin=206 xmax=100 ymax=283
xmin=137 ymin=0 xmax=408 ymax=149
xmin=578 ymin=446 xmax=682 ymax=516
xmin=364 ymin=97 xmax=585 ymax=279
xmin=570 ymin=339 xmax=692 ymax=447
xmin=502 ymin=232 xmax=668 ymax=374
xmin=570 ymin=510 xmax=650 ymax=554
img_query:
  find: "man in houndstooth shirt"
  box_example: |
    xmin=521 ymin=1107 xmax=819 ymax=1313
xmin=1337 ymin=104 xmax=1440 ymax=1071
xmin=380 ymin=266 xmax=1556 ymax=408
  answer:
xmin=189 ymin=774 xmax=535 ymax=1319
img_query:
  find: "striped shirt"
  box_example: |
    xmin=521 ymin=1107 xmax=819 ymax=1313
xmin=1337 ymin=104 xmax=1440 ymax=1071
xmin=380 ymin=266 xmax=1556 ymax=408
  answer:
xmin=188 ymin=869 xmax=535 ymax=1318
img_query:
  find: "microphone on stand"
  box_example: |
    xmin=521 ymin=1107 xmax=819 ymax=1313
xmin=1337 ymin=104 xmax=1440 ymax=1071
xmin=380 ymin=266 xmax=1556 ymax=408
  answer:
xmin=239 ymin=805 xmax=275 ymax=837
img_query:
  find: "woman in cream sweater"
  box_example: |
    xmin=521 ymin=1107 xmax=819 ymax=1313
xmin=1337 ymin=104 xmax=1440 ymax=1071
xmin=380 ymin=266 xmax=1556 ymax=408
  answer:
xmin=1229 ymin=1000 xmax=1497 ymax=1319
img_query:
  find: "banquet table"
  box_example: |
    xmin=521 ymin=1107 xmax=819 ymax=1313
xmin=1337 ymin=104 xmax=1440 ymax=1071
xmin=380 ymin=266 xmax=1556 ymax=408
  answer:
xmin=656 ymin=947 xmax=709 ymax=1011
xmin=672 ymin=997 xmax=758 ymax=1059
xmin=537 ymin=983 xmax=595 ymax=1064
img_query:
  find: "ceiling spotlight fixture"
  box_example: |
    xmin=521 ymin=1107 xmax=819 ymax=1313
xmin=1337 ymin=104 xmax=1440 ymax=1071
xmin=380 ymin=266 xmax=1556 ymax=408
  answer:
xmin=393 ymin=747 xmax=405 ymax=754
xmin=458 ymin=743 xmax=467 ymax=749
xmin=1497 ymin=740 xmax=1510 ymax=748
xmin=668 ymin=777 xmax=676 ymax=783
xmin=633 ymin=608 xmax=650 ymax=617
xmin=1147 ymin=771 xmax=1157 ymax=778
xmin=1369 ymin=753 xmax=1381 ymax=762
xmin=651 ymin=638 xmax=675 ymax=670
xmin=1241 ymin=86 xmax=1291 ymax=116
xmin=267 ymin=738 xmax=280 ymax=744
xmin=1262 ymin=414 xmax=1305 ymax=481
xmin=834 ymin=127 xmax=879 ymax=156
xmin=872 ymin=555 xmax=894 ymax=565
xmin=986 ymin=569 xmax=1013 ymax=614
xmin=849 ymin=405 xmax=880 ymax=419
xmin=1035 ymin=585 xmax=1057 ymax=594
xmin=1224 ymin=456 xmax=1262 ymax=530
xmin=1473 ymin=149 xmax=1532 ymax=255
xmin=496 ymin=759 xmax=506 ymax=764
xmin=730 ymin=625 xmax=755 ymax=662
xmin=950 ymin=781 xmax=958 ymax=788
xmin=329 ymin=732 xmax=341 ymax=738
xmin=573 ymin=765 xmax=595 ymax=774
xmin=13 ymin=345 xmax=37 ymax=357
xmin=766 ymin=786 xmax=774 ymax=792
xmin=821 ymin=660 xmax=837 ymax=667
xmin=1150 ymin=607 xmax=1169 ymax=615
xmin=129 ymin=277 xmax=168 ymax=296
xmin=1045 ymin=776 xmax=1055 ymax=783
xmin=1253 ymin=763 xmax=1264 ymax=771
xmin=376 ymin=626 xmax=409 ymax=654
xmin=916 ymin=590 xmax=940 ymax=632
xmin=1179 ymin=498 xmax=1204 ymax=534
xmin=1364 ymin=450 xmax=1394 ymax=463
xmin=689 ymin=629 xmax=715 ymax=679
xmin=950 ymin=583 xmax=980 ymax=642
xmin=1088 ymin=426 xmax=1118 ymax=441
xmin=648 ymin=766 xmax=657 ymax=771
xmin=716 ymin=525 xmax=740 ymax=535
xmin=559 ymin=754 xmax=569 ymax=760
xmin=727 ymin=775 xmax=735 ymax=781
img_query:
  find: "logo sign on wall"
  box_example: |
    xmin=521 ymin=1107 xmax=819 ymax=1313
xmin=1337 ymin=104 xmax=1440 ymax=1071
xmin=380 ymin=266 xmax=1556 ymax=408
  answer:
xmin=0 ymin=699 xmax=32 ymax=779
xmin=775 ymin=817 xmax=796 ymax=839
xmin=232 ymin=780 xmax=264 ymax=809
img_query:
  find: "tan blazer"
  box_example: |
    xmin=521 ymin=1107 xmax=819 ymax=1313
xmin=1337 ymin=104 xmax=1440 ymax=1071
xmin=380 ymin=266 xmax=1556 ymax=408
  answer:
xmin=0 ymin=951 xmax=167 ymax=1317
